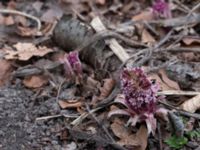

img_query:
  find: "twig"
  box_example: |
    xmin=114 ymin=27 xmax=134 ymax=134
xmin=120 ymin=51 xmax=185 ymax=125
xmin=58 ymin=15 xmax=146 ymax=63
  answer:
xmin=173 ymin=0 xmax=191 ymax=13
xmin=158 ymin=90 xmax=200 ymax=96
xmin=159 ymin=100 xmax=200 ymax=120
xmin=187 ymin=2 xmax=200 ymax=17
xmin=56 ymin=79 xmax=66 ymax=103
xmin=0 ymin=9 xmax=41 ymax=30
xmin=158 ymin=47 xmax=200 ymax=53
xmin=68 ymin=127 xmax=127 ymax=150
xmin=76 ymin=30 xmax=147 ymax=52
xmin=35 ymin=114 xmax=78 ymax=121
xmin=147 ymin=58 xmax=178 ymax=73
xmin=71 ymin=107 xmax=102 ymax=126
xmin=85 ymin=103 xmax=115 ymax=142
xmin=157 ymin=122 xmax=163 ymax=150
xmin=120 ymin=29 xmax=174 ymax=68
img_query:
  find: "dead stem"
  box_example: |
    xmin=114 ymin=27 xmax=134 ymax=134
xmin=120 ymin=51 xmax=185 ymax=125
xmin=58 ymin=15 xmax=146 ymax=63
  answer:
xmin=159 ymin=100 xmax=200 ymax=120
xmin=85 ymin=103 xmax=115 ymax=142
xmin=0 ymin=9 xmax=41 ymax=30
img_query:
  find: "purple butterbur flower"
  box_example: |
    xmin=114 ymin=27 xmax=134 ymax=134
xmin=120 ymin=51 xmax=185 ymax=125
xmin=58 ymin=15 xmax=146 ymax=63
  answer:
xmin=60 ymin=51 xmax=82 ymax=80
xmin=67 ymin=51 xmax=82 ymax=76
xmin=152 ymin=0 xmax=171 ymax=19
xmin=108 ymin=67 xmax=161 ymax=135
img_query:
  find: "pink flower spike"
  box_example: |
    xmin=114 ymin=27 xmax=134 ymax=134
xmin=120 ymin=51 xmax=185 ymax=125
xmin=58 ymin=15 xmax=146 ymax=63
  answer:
xmin=60 ymin=51 xmax=82 ymax=80
xmin=108 ymin=67 xmax=162 ymax=135
xmin=60 ymin=54 xmax=75 ymax=79
xmin=67 ymin=51 xmax=82 ymax=76
xmin=152 ymin=0 xmax=171 ymax=19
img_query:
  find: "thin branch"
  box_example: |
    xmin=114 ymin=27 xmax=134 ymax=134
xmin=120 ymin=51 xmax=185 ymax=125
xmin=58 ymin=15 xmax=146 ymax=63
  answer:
xmin=0 ymin=9 xmax=41 ymax=30
xmin=159 ymin=100 xmax=200 ymax=120
xmin=86 ymin=103 xmax=115 ymax=142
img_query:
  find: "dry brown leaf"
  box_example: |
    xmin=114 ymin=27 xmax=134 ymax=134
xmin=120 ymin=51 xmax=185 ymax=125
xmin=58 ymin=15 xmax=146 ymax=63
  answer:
xmin=180 ymin=94 xmax=200 ymax=113
xmin=96 ymin=0 xmax=106 ymax=5
xmin=149 ymin=73 xmax=180 ymax=91
xmin=0 ymin=15 xmax=14 ymax=25
xmin=4 ymin=43 xmax=53 ymax=61
xmin=99 ymin=78 xmax=115 ymax=99
xmin=182 ymin=37 xmax=200 ymax=45
xmin=23 ymin=75 xmax=48 ymax=88
xmin=58 ymin=100 xmax=82 ymax=109
xmin=135 ymin=125 xmax=148 ymax=150
xmin=141 ymin=28 xmax=156 ymax=45
xmin=132 ymin=10 xmax=153 ymax=21
xmin=111 ymin=118 xmax=140 ymax=146
xmin=17 ymin=26 xmax=41 ymax=37
xmin=0 ymin=59 xmax=13 ymax=86
xmin=159 ymin=69 xmax=180 ymax=90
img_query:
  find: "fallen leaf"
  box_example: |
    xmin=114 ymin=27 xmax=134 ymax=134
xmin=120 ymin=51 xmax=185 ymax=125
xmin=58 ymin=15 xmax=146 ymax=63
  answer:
xmin=58 ymin=100 xmax=82 ymax=109
xmin=23 ymin=75 xmax=48 ymax=88
xmin=135 ymin=125 xmax=148 ymax=150
xmin=111 ymin=118 xmax=140 ymax=146
xmin=132 ymin=10 xmax=154 ymax=21
xmin=159 ymin=69 xmax=180 ymax=90
xmin=0 ymin=15 xmax=14 ymax=25
xmin=149 ymin=73 xmax=180 ymax=91
xmin=96 ymin=0 xmax=106 ymax=5
xmin=180 ymin=94 xmax=200 ymax=113
xmin=16 ymin=26 xmax=41 ymax=37
xmin=182 ymin=37 xmax=200 ymax=45
xmin=99 ymin=78 xmax=115 ymax=99
xmin=0 ymin=59 xmax=13 ymax=86
xmin=141 ymin=28 xmax=156 ymax=45
xmin=4 ymin=43 xmax=53 ymax=61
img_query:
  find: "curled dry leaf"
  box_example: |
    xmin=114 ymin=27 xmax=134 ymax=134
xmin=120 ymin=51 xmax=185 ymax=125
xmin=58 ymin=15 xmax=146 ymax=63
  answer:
xmin=182 ymin=37 xmax=200 ymax=45
xmin=58 ymin=100 xmax=82 ymax=109
xmin=141 ymin=28 xmax=156 ymax=45
xmin=149 ymin=69 xmax=180 ymax=91
xmin=99 ymin=78 xmax=115 ymax=100
xmin=16 ymin=26 xmax=41 ymax=37
xmin=132 ymin=10 xmax=154 ymax=21
xmin=135 ymin=125 xmax=148 ymax=150
xmin=0 ymin=15 xmax=14 ymax=25
xmin=0 ymin=59 xmax=13 ymax=86
xmin=4 ymin=43 xmax=53 ymax=61
xmin=110 ymin=118 xmax=140 ymax=146
xmin=111 ymin=118 xmax=148 ymax=150
xmin=23 ymin=75 xmax=48 ymax=88
xmin=180 ymin=94 xmax=200 ymax=113
xmin=96 ymin=0 xmax=106 ymax=5
xmin=159 ymin=69 xmax=180 ymax=90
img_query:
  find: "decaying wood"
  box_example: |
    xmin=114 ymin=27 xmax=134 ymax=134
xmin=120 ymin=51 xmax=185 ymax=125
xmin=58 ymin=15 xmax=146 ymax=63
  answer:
xmin=91 ymin=17 xmax=130 ymax=63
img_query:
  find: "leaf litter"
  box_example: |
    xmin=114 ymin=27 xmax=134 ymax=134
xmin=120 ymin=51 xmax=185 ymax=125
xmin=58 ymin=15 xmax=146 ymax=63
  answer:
xmin=0 ymin=0 xmax=200 ymax=150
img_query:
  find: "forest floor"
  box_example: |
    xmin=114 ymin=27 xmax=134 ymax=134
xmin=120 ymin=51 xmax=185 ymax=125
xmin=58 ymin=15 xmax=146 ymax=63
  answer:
xmin=0 ymin=0 xmax=200 ymax=150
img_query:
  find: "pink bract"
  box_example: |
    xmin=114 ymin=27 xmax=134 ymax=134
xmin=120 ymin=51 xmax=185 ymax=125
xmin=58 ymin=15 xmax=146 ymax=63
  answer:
xmin=152 ymin=0 xmax=171 ymax=19
xmin=109 ymin=67 xmax=161 ymax=134
xmin=60 ymin=51 xmax=82 ymax=79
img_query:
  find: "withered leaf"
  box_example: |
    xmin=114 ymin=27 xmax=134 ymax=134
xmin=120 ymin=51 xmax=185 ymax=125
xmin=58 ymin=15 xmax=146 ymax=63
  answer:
xmin=23 ymin=75 xmax=48 ymax=88
xmin=58 ymin=100 xmax=82 ymax=109
xmin=180 ymin=94 xmax=200 ymax=113
xmin=4 ymin=43 xmax=53 ymax=61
